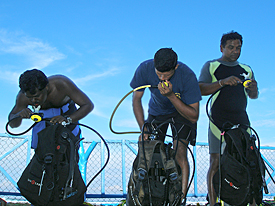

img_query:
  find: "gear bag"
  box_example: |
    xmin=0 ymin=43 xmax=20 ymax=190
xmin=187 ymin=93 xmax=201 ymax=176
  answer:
xmin=126 ymin=140 xmax=183 ymax=206
xmin=213 ymin=125 xmax=267 ymax=206
xmin=17 ymin=124 xmax=86 ymax=206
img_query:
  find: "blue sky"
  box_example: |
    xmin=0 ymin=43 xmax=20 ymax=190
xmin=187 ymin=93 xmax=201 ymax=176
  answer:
xmin=0 ymin=1 xmax=275 ymax=146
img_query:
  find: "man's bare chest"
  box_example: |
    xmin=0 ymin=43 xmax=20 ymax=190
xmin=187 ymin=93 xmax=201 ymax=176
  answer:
xmin=41 ymin=95 xmax=70 ymax=109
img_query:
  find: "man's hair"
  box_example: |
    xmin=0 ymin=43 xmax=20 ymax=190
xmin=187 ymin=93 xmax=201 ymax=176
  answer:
xmin=221 ymin=31 xmax=243 ymax=48
xmin=154 ymin=48 xmax=178 ymax=72
xmin=19 ymin=69 xmax=49 ymax=94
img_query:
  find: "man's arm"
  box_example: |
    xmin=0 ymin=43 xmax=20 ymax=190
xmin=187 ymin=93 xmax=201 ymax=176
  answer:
xmin=159 ymin=81 xmax=199 ymax=124
xmin=199 ymin=76 xmax=243 ymax=96
xmin=199 ymin=82 xmax=221 ymax=96
xmin=132 ymin=90 xmax=145 ymax=130
xmin=8 ymin=92 xmax=33 ymax=128
xmin=132 ymin=90 xmax=150 ymax=141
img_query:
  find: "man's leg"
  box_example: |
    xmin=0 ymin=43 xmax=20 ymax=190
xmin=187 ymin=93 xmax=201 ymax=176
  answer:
xmin=173 ymin=139 xmax=189 ymax=199
xmin=207 ymin=153 xmax=219 ymax=206
xmin=250 ymin=198 xmax=256 ymax=206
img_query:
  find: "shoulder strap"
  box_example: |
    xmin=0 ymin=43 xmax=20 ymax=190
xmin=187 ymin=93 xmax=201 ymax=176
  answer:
xmin=160 ymin=143 xmax=176 ymax=172
xmin=36 ymin=124 xmax=58 ymax=159
xmin=56 ymin=126 xmax=78 ymax=200
xmin=160 ymin=142 xmax=183 ymax=205
xmin=224 ymin=128 xmax=246 ymax=163
xmin=137 ymin=140 xmax=161 ymax=171
xmin=133 ymin=140 xmax=161 ymax=202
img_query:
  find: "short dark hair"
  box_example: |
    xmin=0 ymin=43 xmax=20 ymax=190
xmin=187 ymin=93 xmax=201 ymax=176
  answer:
xmin=19 ymin=69 xmax=49 ymax=94
xmin=221 ymin=31 xmax=243 ymax=48
xmin=154 ymin=48 xmax=178 ymax=72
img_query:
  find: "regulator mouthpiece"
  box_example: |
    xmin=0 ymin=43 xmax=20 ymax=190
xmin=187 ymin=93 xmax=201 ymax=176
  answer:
xmin=30 ymin=114 xmax=43 ymax=122
xmin=161 ymin=81 xmax=169 ymax=88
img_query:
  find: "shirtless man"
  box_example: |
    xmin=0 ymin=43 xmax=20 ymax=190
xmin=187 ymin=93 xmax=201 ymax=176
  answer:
xmin=8 ymin=69 xmax=94 ymax=149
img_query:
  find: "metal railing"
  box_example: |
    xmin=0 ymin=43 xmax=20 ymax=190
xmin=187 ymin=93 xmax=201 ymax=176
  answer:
xmin=1 ymin=133 xmax=275 ymax=205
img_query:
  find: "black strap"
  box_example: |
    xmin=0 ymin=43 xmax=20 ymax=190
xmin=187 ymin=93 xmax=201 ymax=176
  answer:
xmin=63 ymin=133 xmax=76 ymax=200
xmin=224 ymin=128 xmax=247 ymax=164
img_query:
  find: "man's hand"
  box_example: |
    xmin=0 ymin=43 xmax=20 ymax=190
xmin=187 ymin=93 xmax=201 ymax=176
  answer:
xmin=245 ymin=79 xmax=257 ymax=91
xmin=139 ymin=133 xmax=150 ymax=141
xmin=245 ymin=79 xmax=258 ymax=99
xmin=138 ymin=125 xmax=151 ymax=141
xmin=220 ymin=76 xmax=242 ymax=86
xmin=8 ymin=108 xmax=33 ymax=128
xmin=17 ymin=108 xmax=33 ymax=119
xmin=50 ymin=115 xmax=67 ymax=124
xmin=158 ymin=80 xmax=173 ymax=96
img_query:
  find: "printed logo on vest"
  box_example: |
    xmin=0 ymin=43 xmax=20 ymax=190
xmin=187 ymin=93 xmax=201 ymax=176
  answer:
xmin=224 ymin=178 xmax=240 ymax=190
xmin=240 ymin=72 xmax=250 ymax=80
xmin=28 ymin=178 xmax=41 ymax=187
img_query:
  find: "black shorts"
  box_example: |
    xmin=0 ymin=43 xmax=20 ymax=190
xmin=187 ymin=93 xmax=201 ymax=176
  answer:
xmin=146 ymin=111 xmax=197 ymax=146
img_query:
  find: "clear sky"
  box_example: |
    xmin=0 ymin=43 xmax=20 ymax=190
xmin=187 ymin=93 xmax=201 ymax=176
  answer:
xmin=0 ymin=1 xmax=275 ymax=146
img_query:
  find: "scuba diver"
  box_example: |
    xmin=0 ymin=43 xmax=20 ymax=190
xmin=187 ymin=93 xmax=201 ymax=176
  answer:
xmin=130 ymin=48 xmax=202 ymax=204
xmin=8 ymin=68 xmax=93 ymax=149
xmin=198 ymin=31 xmax=259 ymax=206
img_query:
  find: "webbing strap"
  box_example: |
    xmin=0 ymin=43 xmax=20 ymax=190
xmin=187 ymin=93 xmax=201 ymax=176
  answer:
xmin=63 ymin=133 xmax=76 ymax=200
xmin=137 ymin=140 xmax=160 ymax=171
xmin=225 ymin=128 xmax=246 ymax=164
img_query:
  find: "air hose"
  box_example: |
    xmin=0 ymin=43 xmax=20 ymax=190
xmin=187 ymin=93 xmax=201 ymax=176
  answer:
xmin=6 ymin=112 xmax=45 ymax=136
xmin=109 ymin=84 xmax=157 ymax=134
xmin=6 ymin=116 xmax=39 ymax=136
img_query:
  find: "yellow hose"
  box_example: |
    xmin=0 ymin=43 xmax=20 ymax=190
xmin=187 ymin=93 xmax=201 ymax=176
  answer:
xmin=109 ymin=85 xmax=153 ymax=134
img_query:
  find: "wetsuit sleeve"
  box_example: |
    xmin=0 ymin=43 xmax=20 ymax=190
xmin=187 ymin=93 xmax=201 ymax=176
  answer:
xmin=198 ymin=61 xmax=212 ymax=83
